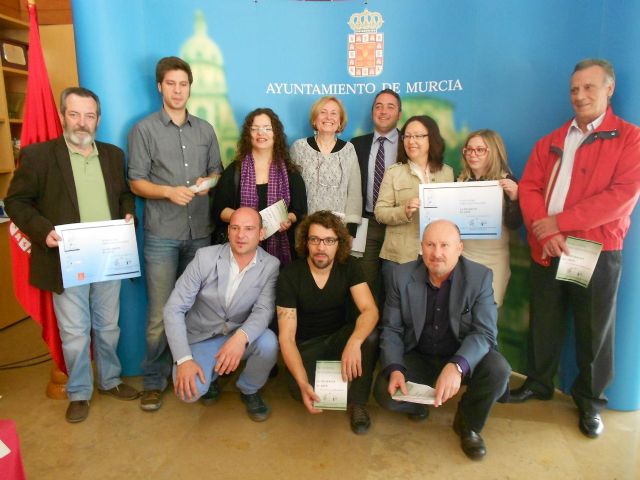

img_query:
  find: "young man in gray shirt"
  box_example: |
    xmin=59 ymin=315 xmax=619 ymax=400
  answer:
xmin=128 ymin=56 xmax=222 ymax=411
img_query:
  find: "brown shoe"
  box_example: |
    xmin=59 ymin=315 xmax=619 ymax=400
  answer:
xmin=66 ymin=400 xmax=90 ymax=423
xmin=98 ymin=383 xmax=139 ymax=401
xmin=140 ymin=389 xmax=163 ymax=412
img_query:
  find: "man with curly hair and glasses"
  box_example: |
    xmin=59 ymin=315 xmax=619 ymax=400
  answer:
xmin=276 ymin=211 xmax=378 ymax=435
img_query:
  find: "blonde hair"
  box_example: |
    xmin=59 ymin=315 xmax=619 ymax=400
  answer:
xmin=309 ymin=96 xmax=347 ymax=133
xmin=458 ymin=129 xmax=512 ymax=181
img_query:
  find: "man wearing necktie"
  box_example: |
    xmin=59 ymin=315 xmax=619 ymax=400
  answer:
xmin=351 ymin=89 xmax=402 ymax=305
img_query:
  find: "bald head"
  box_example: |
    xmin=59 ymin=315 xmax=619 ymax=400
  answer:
xmin=228 ymin=207 xmax=264 ymax=258
xmin=230 ymin=206 xmax=263 ymax=229
xmin=421 ymin=220 xmax=463 ymax=285
xmin=422 ymin=219 xmax=461 ymax=243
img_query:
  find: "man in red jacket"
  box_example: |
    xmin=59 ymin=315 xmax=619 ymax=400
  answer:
xmin=510 ymin=59 xmax=640 ymax=438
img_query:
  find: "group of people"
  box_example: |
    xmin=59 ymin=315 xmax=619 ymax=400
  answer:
xmin=5 ymin=55 xmax=639 ymax=461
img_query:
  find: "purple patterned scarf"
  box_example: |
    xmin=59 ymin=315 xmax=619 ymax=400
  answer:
xmin=240 ymin=154 xmax=292 ymax=265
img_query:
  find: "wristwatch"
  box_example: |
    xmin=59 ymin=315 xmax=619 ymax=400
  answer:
xmin=453 ymin=362 xmax=463 ymax=376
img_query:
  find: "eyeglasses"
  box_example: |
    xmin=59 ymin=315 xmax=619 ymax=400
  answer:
xmin=402 ymin=133 xmax=429 ymax=141
xmin=250 ymin=126 xmax=273 ymax=134
xmin=462 ymin=147 xmax=489 ymax=156
xmin=308 ymin=236 xmax=339 ymax=246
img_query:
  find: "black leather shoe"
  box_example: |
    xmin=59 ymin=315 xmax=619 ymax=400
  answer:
xmin=347 ymin=404 xmax=371 ymax=435
xmin=453 ymin=410 xmax=486 ymax=460
xmin=508 ymin=384 xmax=553 ymax=403
xmin=240 ymin=392 xmax=271 ymax=422
xmin=200 ymin=379 xmax=221 ymax=406
xmin=579 ymin=412 xmax=604 ymax=438
xmin=407 ymin=406 xmax=429 ymax=422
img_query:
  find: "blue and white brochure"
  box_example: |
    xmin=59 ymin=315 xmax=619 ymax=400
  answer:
xmin=419 ymin=181 xmax=503 ymax=240
xmin=55 ymin=219 xmax=141 ymax=288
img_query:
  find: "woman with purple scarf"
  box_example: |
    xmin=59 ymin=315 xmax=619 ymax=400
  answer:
xmin=213 ymin=108 xmax=307 ymax=266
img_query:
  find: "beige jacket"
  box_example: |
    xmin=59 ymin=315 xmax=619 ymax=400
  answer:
xmin=375 ymin=162 xmax=454 ymax=263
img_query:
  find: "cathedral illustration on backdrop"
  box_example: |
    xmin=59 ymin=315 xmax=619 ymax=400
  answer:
xmin=181 ymin=10 xmax=239 ymax=167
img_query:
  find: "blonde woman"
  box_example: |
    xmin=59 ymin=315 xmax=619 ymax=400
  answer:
xmin=458 ymin=129 xmax=522 ymax=306
xmin=290 ymin=96 xmax=362 ymax=237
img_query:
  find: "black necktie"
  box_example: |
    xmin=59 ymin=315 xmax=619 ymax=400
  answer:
xmin=372 ymin=136 xmax=387 ymax=207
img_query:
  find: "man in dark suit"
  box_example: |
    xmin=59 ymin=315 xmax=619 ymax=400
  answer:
xmin=350 ymin=89 xmax=402 ymax=303
xmin=373 ymin=220 xmax=510 ymax=460
xmin=6 ymin=87 xmax=138 ymax=423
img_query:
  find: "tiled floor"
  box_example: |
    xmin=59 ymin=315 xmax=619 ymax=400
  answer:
xmin=1 ymin=320 xmax=639 ymax=479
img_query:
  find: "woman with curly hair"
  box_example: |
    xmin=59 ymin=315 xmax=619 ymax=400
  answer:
xmin=213 ymin=108 xmax=307 ymax=266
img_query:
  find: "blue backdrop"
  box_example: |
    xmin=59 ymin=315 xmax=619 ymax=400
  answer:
xmin=71 ymin=0 xmax=640 ymax=410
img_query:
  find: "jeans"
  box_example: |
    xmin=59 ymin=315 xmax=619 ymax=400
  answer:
xmin=142 ymin=233 xmax=210 ymax=390
xmin=172 ymin=329 xmax=279 ymax=402
xmin=52 ymin=280 xmax=123 ymax=401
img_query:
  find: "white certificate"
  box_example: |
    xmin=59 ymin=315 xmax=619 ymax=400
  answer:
xmin=55 ymin=219 xmax=141 ymax=288
xmin=313 ymin=360 xmax=347 ymax=410
xmin=419 ymin=181 xmax=503 ymax=240
xmin=188 ymin=176 xmax=219 ymax=193
xmin=392 ymin=381 xmax=436 ymax=405
xmin=556 ymin=236 xmax=603 ymax=288
xmin=350 ymin=217 xmax=368 ymax=258
xmin=259 ymin=199 xmax=288 ymax=239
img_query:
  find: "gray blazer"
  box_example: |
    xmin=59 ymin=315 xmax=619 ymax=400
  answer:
xmin=380 ymin=256 xmax=498 ymax=376
xmin=163 ymin=243 xmax=280 ymax=360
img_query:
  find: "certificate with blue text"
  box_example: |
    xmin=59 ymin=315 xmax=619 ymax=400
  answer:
xmin=419 ymin=181 xmax=503 ymax=240
xmin=55 ymin=219 xmax=141 ymax=288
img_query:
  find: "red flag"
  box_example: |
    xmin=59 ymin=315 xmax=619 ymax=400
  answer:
xmin=9 ymin=0 xmax=65 ymax=373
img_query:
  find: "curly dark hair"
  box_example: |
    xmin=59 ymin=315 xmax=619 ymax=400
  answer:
xmin=233 ymin=108 xmax=298 ymax=172
xmin=295 ymin=211 xmax=352 ymax=264
xmin=397 ymin=115 xmax=445 ymax=172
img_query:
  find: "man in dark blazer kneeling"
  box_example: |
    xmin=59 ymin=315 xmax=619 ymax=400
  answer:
xmin=373 ymin=220 xmax=510 ymax=460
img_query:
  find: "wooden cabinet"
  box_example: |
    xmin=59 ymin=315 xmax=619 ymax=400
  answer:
xmin=0 ymin=12 xmax=28 ymax=199
xmin=0 ymin=12 xmax=27 ymax=327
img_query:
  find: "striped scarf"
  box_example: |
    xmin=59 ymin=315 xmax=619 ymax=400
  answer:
xmin=240 ymin=154 xmax=292 ymax=265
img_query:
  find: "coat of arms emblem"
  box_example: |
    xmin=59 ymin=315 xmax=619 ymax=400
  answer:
xmin=347 ymin=9 xmax=384 ymax=78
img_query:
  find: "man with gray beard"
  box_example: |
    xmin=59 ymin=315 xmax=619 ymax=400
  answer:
xmin=6 ymin=87 xmax=139 ymax=423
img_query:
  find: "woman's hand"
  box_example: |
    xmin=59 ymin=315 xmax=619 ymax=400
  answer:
xmin=499 ymin=178 xmax=518 ymax=201
xmin=404 ymin=197 xmax=421 ymax=219
xmin=277 ymin=212 xmax=297 ymax=232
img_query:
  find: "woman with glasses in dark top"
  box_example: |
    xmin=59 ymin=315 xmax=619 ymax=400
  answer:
xmin=213 ymin=108 xmax=307 ymax=266
xmin=290 ymin=96 xmax=362 ymax=237
xmin=375 ymin=115 xmax=454 ymax=276
xmin=457 ymin=129 xmax=522 ymax=306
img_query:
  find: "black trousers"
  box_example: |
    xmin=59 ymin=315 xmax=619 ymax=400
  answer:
xmin=373 ymin=349 xmax=510 ymax=432
xmin=359 ymin=215 xmax=386 ymax=306
xmin=287 ymin=323 xmax=379 ymax=406
xmin=525 ymin=251 xmax=622 ymax=414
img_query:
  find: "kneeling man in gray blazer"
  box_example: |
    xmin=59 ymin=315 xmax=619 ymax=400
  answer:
xmin=163 ymin=207 xmax=280 ymax=421
xmin=374 ymin=220 xmax=510 ymax=460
